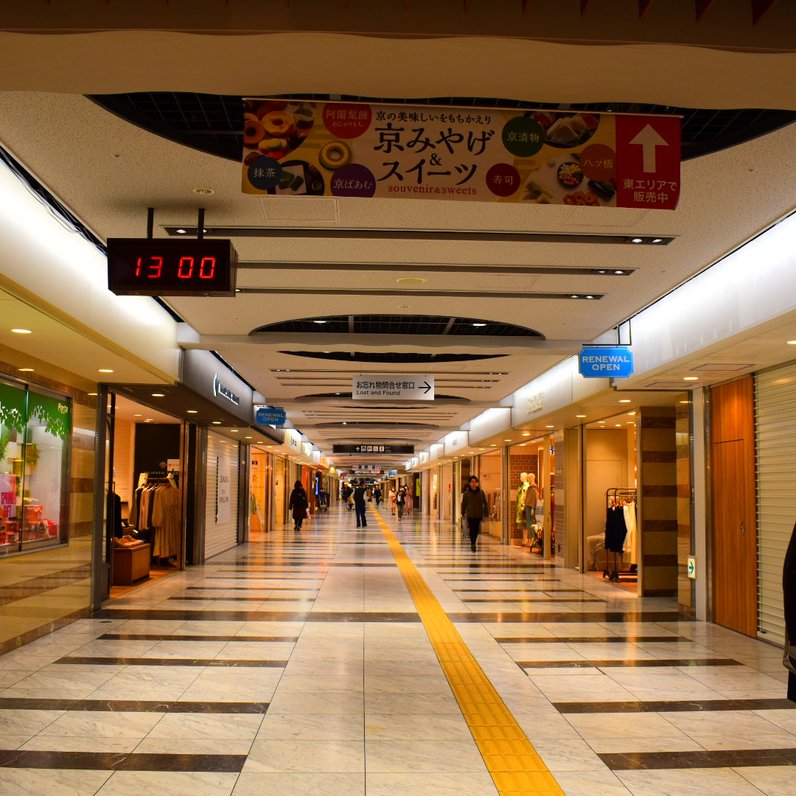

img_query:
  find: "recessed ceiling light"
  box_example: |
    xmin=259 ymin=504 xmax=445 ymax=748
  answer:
xmin=18 ymin=367 xmax=34 ymax=372
xmin=230 ymin=429 xmax=239 ymax=433
xmin=651 ymin=238 xmax=663 ymax=244
xmin=522 ymin=432 xmax=530 ymax=437
xmin=245 ymin=436 xmax=252 ymax=439
xmin=176 ymin=228 xmax=187 ymax=234
xmin=10 ymin=328 xmax=32 ymax=334
xmin=680 ymin=400 xmax=691 ymax=404
xmin=618 ymin=399 xmax=631 ymax=404
xmin=472 ymin=322 xmax=487 ymax=327
xmin=614 ymin=270 xmax=625 ymax=274
xmin=585 ymin=295 xmax=595 ymax=300
xmin=597 ymin=269 xmax=607 ymax=274
xmin=599 ymin=420 xmax=606 ymax=424
xmin=192 ymin=187 xmax=214 ymax=195
xmin=615 ymin=423 xmax=622 ymax=427
xmin=186 ymin=410 xmax=198 ymax=414
xmin=545 ymin=424 xmax=555 ymax=429
xmin=576 ymin=414 xmax=587 ymax=418
xmin=313 ymin=320 xmax=327 ymax=324
xmin=88 ymin=392 xmax=98 ymax=396
xmin=787 ymin=340 xmax=796 ymax=345
xmin=151 ymin=393 xmax=165 ymax=397
xmin=133 ymin=413 xmax=142 ymax=417
xmin=631 ymin=237 xmax=643 ymax=244
xmin=145 ymin=418 xmax=154 ymax=423
xmin=570 ymin=294 xmax=579 ymax=299
xmin=98 ymin=368 xmax=114 ymax=374
xmin=212 ymin=421 xmax=222 ymax=425
xmin=519 ymin=443 xmax=527 ymax=447
xmin=490 ymin=444 xmax=497 ymax=447
xmin=683 ymin=376 xmax=699 ymax=381
xmin=503 ymin=438 xmax=511 ymax=442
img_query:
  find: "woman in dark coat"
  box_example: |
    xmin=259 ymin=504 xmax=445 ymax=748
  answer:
xmin=288 ymin=480 xmax=308 ymax=532
xmin=783 ymin=521 xmax=796 ymax=700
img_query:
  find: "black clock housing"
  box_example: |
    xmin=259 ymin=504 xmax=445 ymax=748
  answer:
xmin=107 ymin=238 xmax=237 ymax=297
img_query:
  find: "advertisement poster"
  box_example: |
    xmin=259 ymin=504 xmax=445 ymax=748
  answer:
xmin=242 ymin=99 xmax=680 ymax=210
xmin=216 ymin=456 xmax=231 ymax=525
xmin=0 ymin=473 xmax=16 ymax=518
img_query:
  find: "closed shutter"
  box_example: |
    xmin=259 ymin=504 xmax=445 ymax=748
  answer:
xmin=755 ymin=363 xmax=796 ymax=643
xmin=205 ymin=431 xmax=240 ymax=560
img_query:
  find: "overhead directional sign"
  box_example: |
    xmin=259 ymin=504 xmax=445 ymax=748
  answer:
xmin=352 ymin=374 xmax=435 ymax=401
xmin=255 ymin=406 xmax=287 ymax=426
xmin=578 ymin=346 xmax=634 ymax=379
xmin=333 ymin=444 xmax=414 ymax=455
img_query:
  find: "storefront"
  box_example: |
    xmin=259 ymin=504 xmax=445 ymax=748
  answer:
xmin=476 ymin=449 xmax=503 ymax=539
xmin=0 ymin=369 xmax=97 ymax=653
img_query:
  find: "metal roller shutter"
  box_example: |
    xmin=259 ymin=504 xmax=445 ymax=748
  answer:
xmin=204 ymin=430 xmax=240 ymax=560
xmin=755 ymin=363 xmax=796 ymax=644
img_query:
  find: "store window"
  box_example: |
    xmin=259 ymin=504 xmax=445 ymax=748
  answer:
xmin=0 ymin=381 xmax=70 ymax=555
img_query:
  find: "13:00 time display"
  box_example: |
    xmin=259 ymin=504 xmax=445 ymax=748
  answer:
xmin=107 ymin=238 xmax=238 ymax=297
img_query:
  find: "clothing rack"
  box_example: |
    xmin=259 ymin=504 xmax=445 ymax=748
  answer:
xmin=603 ymin=487 xmax=637 ymax=583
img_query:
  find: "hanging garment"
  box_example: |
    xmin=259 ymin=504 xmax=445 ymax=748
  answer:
xmin=623 ymin=501 xmax=637 ymax=564
xmin=152 ymin=483 xmax=181 ymax=558
xmin=605 ymin=505 xmax=628 ymax=553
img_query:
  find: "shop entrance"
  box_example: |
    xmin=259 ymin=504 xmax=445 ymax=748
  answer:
xmin=106 ymin=394 xmax=184 ymax=598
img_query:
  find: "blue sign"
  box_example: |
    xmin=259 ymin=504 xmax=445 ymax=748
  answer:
xmin=578 ymin=346 xmax=634 ymax=378
xmin=255 ymin=406 xmax=287 ymax=426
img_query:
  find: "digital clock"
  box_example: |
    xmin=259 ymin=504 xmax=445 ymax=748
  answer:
xmin=107 ymin=238 xmax=237 ymax=297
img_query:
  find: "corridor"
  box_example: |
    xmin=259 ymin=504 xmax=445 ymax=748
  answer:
xmin=0 ymin=505 xmax=793 ymax=796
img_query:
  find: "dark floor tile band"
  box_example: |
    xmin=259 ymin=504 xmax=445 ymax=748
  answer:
xmin=187 ymin=586 xmax=317 ymax=592
xmin=55 ymin=656 xmax=286 ymax=667
xmin=461 ymin=597 xmax=606 ymax=603
xmin=169 ymin=596 xmax=316 ymax=603
xmin=495 ymin=635 xmax=683 ymax=643
xmin=554 ymin=698 xmax=796 ymax=713
xmin=599 ymin=747 xmax=796 ymax=770
xmin=0 ymin=697 xmax=268 ymax=713
xmin=448 ymin=611 xmax=694 ymax=623
xmin=93 ymin=608 xmax=421 ymax=622
xmin=457 ymin=588 xmax=580 ymax=593
xmin=98 ymin=633 xmax=299 ymax=642
xmin=517 ymin=658 xmax=740 ymax=668
xmin=205 ymin=576 xmax=323 ymax=581
xmin=0 ymin=749 xmax=246 ymax=772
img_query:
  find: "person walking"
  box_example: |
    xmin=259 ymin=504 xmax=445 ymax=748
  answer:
xmin=374 ymin=486 xmax=382 ymax=506
xmin=396 ymin=486 xmax=406 ymax=521
xmin=288 ymin=480 xmax=308 ymax=532
xmin=461 ymin=475 xmax=489 ymax=552
xmin=353 ymin=479 xmax=368 ymax=528
xmin=389 ymin=487 xmax=397 ymax=515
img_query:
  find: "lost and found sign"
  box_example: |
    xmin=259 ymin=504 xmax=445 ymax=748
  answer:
xmin=242 ymin=98 xmax=680 ymax=210
xmin=352 ymin=374 xmax=434 ymax=401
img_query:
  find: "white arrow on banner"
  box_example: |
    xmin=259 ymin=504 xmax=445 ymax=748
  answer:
xmin=629 ymin=124 xmax=669 ymax=173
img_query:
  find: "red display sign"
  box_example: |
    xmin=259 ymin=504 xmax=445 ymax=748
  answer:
xmin=615 ymin=116 xmax=681 ymax=210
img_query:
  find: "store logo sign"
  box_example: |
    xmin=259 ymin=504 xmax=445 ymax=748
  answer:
xmin=527 ymin=391 xmax=544 ymax=415
xmin=213 ymin=373 xmax=240 ymax=406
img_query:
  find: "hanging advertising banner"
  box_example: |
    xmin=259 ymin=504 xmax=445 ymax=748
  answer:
xmin=242 ymin=99 xmax=680 ymax=210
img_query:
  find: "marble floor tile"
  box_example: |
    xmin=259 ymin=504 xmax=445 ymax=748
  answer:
xmin=615 ymin=767 xmax=765 ymax=795
xmin=365 ymin=771 xmax=499 ymax=795
xmin=267 ymin=690 xmax=365 ymax=715
xmin=552 ymin=768 xmax=633 ymax=795
xmin=243 ymin=738 xmax=365 ymax=773
xmin=365 ymin=739 xmax=485 ymax=773
xmin=365 ymin=712 xmax=473 ymax=740
xmin=21 ymin=735 xmax=140 ymax=752
xmin=0 ymin=768 xmax=113 ymax=796
xmin=146 ymin=712 xmax=263 ymax=740
xmin=133 ymin=737 xmax=253 ymax=755
xmin=734 ymin=764 xmax=796 ymax=795
xmin=96 ymin=771 xmax=239 ymax=795
xmin=565 ymin=712 xmax=688 ymax=741
xmin=0 ymin=708 xmax=65 ymax=735
xmin=233 ymin=772 xmax=365 ymax=795
xmin=39 ymin=710 xmax=163 ymax=738
xmin=257 ymin=712 xmax=364 ymax=741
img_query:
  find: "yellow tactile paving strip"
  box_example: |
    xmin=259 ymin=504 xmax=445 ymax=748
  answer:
xmin=376 ymin=513 xmax=565 ymax=796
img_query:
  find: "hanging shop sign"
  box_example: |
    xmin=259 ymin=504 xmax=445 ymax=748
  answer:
xmin=578 ymin=346 xmax=635 ymax=378
xmin=333 ymin=444 xmax=415 ymax=455
xmin=255 ymin=406 xmax=287 ymax=426
xmin=107 ymin=238 xmax=238 ymax=297
xmin=242 ymin=99 xmax=680 ymax=210
xmin=352 ymin=374 xmax=434 ymax=401
xmin=181 ymin=349 xmax=254 ymax=423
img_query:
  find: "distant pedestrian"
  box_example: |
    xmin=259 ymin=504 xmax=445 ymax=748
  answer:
xmin=396 ymin=486 xmax=406 ymax=521
xmin=288 ymin=480 xmax=308 ymax=532
xmin=389 ymin=488 xmax=397 ymax=515
xmin=353 ymin=480 xmax=368 ymax=528
xmin=461 ymin=476 xmax=489 ymax=552
xmin=374 ymin=486 xmax=382 ymax=506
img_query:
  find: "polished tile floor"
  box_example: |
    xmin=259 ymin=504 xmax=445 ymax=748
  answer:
xmin=0 ymin=505 xmax=794 ymax=794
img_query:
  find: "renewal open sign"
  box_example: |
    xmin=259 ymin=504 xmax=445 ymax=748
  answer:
xmin=578 ymin=346 xmax=634 ymax=378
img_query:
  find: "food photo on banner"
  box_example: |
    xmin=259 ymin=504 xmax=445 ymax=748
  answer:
xmin=242 ymin=98 xmax=680 ymax=210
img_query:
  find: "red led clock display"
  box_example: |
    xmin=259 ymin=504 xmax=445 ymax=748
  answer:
xmin=107 ymin=238 xmax=237 ymax=297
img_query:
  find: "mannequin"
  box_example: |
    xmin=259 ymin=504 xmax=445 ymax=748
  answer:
xmin=516 ymin=472 xmax=539 ymax=539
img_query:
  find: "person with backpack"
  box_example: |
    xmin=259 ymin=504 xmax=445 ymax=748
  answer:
xmin=289 ymin=480 xmax=308 ymax=532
